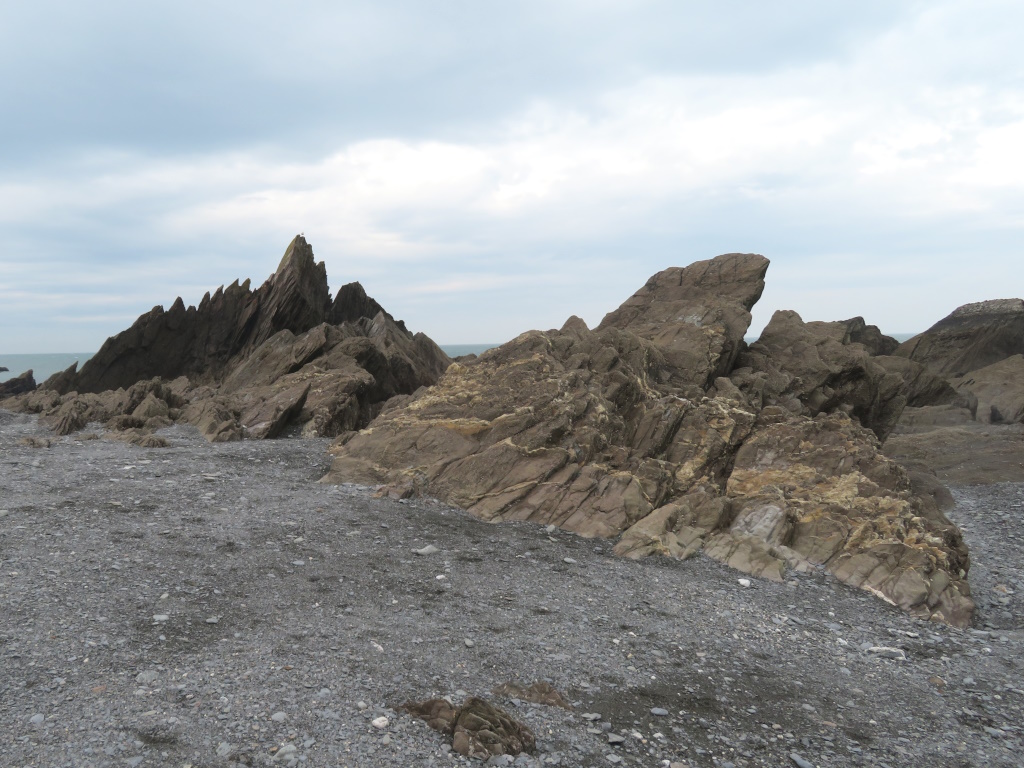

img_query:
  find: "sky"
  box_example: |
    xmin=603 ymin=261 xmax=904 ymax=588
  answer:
xmin=2 ymin=0 xmax=1023 ymax=353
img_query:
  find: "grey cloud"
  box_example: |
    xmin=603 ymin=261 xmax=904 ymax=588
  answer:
xmin=1 ymin=0 xmax=912 ymax=165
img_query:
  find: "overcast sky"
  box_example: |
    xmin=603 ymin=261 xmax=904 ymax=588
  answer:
xmin=2 ymin=0 xmax=1023 ymax=353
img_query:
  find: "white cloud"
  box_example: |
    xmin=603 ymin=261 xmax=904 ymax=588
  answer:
xmin=3 ymin=0 xmax=1024 ymax=351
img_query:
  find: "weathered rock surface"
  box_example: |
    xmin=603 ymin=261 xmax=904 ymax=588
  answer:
xmin=896 ymin=298 xmax=1024 ymax=378
xmin=952 ymin=354 xmax=1024 ymax=425
xmin=597 ymin=253 xmax=768 ymax=391
xmin=0 ymin=370 xmax=36 ymax=398
xmin=1 ymin=236 xmax=451 ymax=442
xmin=48 ymin=237 xmax=331 ymax=394
xmin=402 ymin=696 xmax=536 ymax=759
xmin=324 ymin=254 xmax=973 ymax=625
xmin=730 ymin=310 xmax=907 ymax=439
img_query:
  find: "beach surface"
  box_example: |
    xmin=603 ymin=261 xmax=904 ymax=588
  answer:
xmin=2 ymin=410 xmax=1022 ymax=767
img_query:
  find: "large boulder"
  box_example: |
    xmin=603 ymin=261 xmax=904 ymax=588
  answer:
xmin=896 ymin=298 xmax=1024 ymax=377
xmin=324 ymin=254 xmax=973 ymax=626
xmin=952 ymin=354 xmax=1024 ymax=424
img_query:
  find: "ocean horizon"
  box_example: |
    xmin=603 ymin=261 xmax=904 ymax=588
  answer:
xmin=1 ymin=334 xmax=920 ymax=385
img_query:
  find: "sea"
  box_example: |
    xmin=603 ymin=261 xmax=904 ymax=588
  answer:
xmin=1 ymin=335 xmax=919 ymax=386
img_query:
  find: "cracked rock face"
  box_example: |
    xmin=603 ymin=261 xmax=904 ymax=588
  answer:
xmin=323 ymin=253 xmax=974 ymax=626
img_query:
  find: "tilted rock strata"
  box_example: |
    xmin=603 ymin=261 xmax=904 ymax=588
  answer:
xmin=2 ymin=236 xmax=451 ymax=441
xmin=597 ymin=253 xmax=768 ymax=391
xmin=0 ymin=370 xmax=36 ymax=398
xmin=324 ymin=254 xmax=973 ymax=626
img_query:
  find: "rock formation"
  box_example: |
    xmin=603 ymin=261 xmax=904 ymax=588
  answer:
xmin=1 ymin=236 xmax=451 ymax=442
xmin=0 ymin=370 xmax=36 ymax=398
xmin=730 ymin=311 xmax=907 ymax=440
xmin=951 ymin=355 xmax=1024 ymax=424
xmin=883 ymin=298 xmax=1024 ymax=430
xmin=596 ymin=253 xmax=768 ymax=392
xmin=323 ymin=254 xmax=974 ymax=626
xmin=896 ymin=298 xmax=1024 ymax=378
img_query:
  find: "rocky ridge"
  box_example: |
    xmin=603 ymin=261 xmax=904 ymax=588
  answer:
xmin=0 ymin=236 xmax=451 ymax=443
xmin=324 ymin=254 xmax=974 ymax=626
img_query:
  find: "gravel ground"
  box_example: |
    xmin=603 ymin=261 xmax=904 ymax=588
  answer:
xmin=2 ymin=409 xmax=1023 ymax=768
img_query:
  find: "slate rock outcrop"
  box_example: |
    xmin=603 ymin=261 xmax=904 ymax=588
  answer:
xmin=2 ymin=236 xmax=451 ymax=442
xmin=887 ymin=298 xmax=1024 ymax=425
xmin=597 ymin=253 xmax=768 ymax=392
xmin=0 ymin=370 xmax=36 ymax=398
xmin=896 ymin=298 xmax=1024 ymax=378
xmin=323 ymin=254 xmax=974 ymax=626
xmin=729 ymin=310 xmax=907 ymax=440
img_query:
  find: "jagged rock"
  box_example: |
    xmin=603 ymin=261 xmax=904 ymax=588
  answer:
xmin=896 ymin=298 xmax=1024 ymax=377
xmin=730 ymin=310 xmax=908 ymax=440
xmin=402 ymin=697 xmax=535 ymax=759
xmin=180 ymin=398 xmax=242 ymax=443
xmin=805 ymin=317 xmax=900 ymax=356
xmin=238 ymin=383 xmax=310 ymax=439
xmin=40 ymin=362 xmax=80 ymax=393
xmin=43 ymin=400 xmax=88 ymax=436
xmin=952 ymin=354 xmax=1024 ymax=424
xmin=873 ymin=355 xmax=968 ymax=410
xmin=220 ymin=318 xmax=449 ymax=439
xmin=324 ymin=254 xmax=972 ymax=625
xmin=6 ymin=387 xmax=61 ymax=414
xmin=6 ymin=237 xmax=450 ymax=442
xmin=329 ymin=281 xmax=401 ymax=328
xmin=46 ymin=236 xmax=332 ymax=394
xmin=0 ymin=365 xmax=7 ymax=372
xmin=725 ymin=413 xmax=971 ymax=624
xmin=131 ymin=393 xmax=170 ymax=421
xmin=0 ymin=369 xmax=37 ymax=398
xmin=597 ymin=254 xmax=768 ymax=391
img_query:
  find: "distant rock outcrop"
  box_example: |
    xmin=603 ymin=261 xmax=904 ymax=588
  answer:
xmin=0 ymin=370 xmax=36 ymax=398
xmin=896 ymin=299 xmax=1024 ymax=378
xmin=2 ymin=236 xmax=451 ymax=442
xmin=887 ymin=298 xmax=1024 ymax=425
xmin=48 ymin=237 xmax=334 ymax=394
xmin=323 ymin=254 xmax=974 ymax=626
